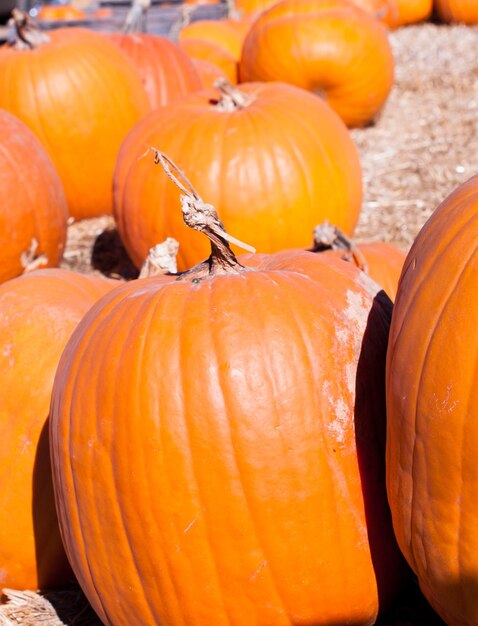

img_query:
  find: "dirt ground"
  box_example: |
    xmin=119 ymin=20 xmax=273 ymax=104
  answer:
xmin=2 ymin=18 xmax=477 ymax=626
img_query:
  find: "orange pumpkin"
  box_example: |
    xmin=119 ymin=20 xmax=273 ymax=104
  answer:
xmin=0 ymin=12 xmax=150 ymax=220
xmin=51 ymin=165 xmax=404 ymax=624
xmin=351 ymin=0 xmax=399 ymax=26
xmin=239 ymin=0 xmax=395 ymax=128
xmin=386 ymin=174 xmax=478 ymax=626
xmin=434 ymin=0 xmax=478 ymax=23
xmin=180 ymin=37 xmax=238 ymax=84
xmin=0 ymin=268 xmax=115 ymax=591
xmin=0 ymin=108 xmax=67 ymax=284
xmin=178 ymin=18 xmax=251 ymax=61
xmin=310 ymin=222 xmax=406 ymax=301
xmin=113 ymin=81 xmax=363 ymax=271
xmin=394 ymin=0 xmax=432 ymax=24
xmin=37 ymin=4 xmax=86 ymax=20
xmin=106 ymin=33 xmax=203 ymax=109
xmin=190 ymin=58 xmax=231 ymax=88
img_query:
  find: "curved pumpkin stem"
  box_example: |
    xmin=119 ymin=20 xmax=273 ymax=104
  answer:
xmin=150 ymin=148 xmax=255 ymax=281
xmin=213 ymin=79 xmax=255 ymax=111
xmin=311 ymin=221 xmax=369 ymax=273
xmin=122 ymin=0 xmax=151 ymax=33
xmin=10 ymin=9 xmax=50 ymax=49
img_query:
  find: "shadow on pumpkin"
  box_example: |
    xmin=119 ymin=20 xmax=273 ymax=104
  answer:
xmin=353 ymin=289 xmax=411 ymax=618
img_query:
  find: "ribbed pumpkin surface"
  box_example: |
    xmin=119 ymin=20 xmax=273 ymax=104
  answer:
xmin=0 ymin=109 xmax=67 ymax=284
xmin=0 ymin=28 xmax=150 ymax=220
xmin=239 ymin=0 xmax=395 ymax=128
xmin=107 ymin=33 xmax=203 ymax=109
xmin=113 ymin=82 xmax=363 ymax=270
xmin=0 ymin=269 xmax=115 ymax=590
xmin=386 ymin=174 xmax=478 ymax=626
xmin=51 ymin=250 xmax=403 ymax=626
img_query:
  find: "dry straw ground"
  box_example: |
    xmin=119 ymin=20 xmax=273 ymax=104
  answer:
xmin=2 ymin=18 xmax=477 ymax=626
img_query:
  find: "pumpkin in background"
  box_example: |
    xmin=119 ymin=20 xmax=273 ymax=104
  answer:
xmin=0 ymin=11 xmax=150 ymax=221
xmin=395 ymin=0 xmax=432 ymax=24
xmin=240 ymin=0 xmax=395 ymax=128
xmin=51 ymin=165 xmax=404 ymax=624
xmin=113 ymin=80 xmax=362 ymax=271
xmin=106 ymin=33 xmax=203 ymax=109
xmin=178 ymin=17 xmax=251 ymax=61
xmin=180 ymin=37 xmax=238 ymax=84
xmin=190 ymin=57 xmax=231 ymax=88
xmin=434 ymin=0 xmax=478 ymax=23
xmin=0 ymin=108 xmax=67 ymax=284
xmin=386 ymin=174 xmax=478 ymax=626
xmin=0 ymin=268 xmax=115 ymax=591
xmin=310 ymin=222 xmax=406 ymax=301
xmin=37 ymin=3 xmax=86 ymax=20
xmin=352 ymin=0 xmax=399 ymax=26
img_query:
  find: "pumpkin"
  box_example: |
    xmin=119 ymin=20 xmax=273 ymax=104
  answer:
xmin=310 ymin=222 xmax=406 ymax=301
xmin=106 ymin=33 xmax=203 ymax=109
xmin=0 ymin=108 xmax=67 ymax=284
xmin=190 ymin=58 xmax=231 ymax=88
xmin=239 ymin=0 xmax=395 ymax=128
xmin=179 ymin=37 xmax=238 ymax=84
xmin=178 ymin=18 xmax=251 ymax=61
xmin=434 ymin=0 xmax=478 ymax=23
xmin=395 ymin=0 xmax=432 ymax=24
xmin=51 ymin=155 xmax=404 ymax=625
xmin=0 ymin=11 xmax=150 ymax=220
xmin=113 ymin=80 xmax=362 ymax=271
xmin=37 ymin=4 xmax=86 ymax=20
xmin=0 ymin=268 xmax=115 ymax=591
xmin=386 ymin=174 xmax=478 ymax=626
xmin=351 ymin=0 xmax=399 ymax=26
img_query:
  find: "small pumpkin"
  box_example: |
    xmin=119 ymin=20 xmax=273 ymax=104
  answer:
xmin=239 ymin=0 xmax=395 ymax=128
xmin=310 ymin=221 xmax=406 ymax=301
xmin=106 ymin=33 xmax=203 ymax=109
xmin=51 ymin=153 xmax=404 ymax=625
xmin=0 ymin=11 xmax=150 ymax=220
xmin=0 ymin=268 xmax=115 ymax=590
xmin=0 ymin=108 xmax=67 ymax=284
xmin=178 ymin=17 xmax=251 ymax=61
xmin=394 ymin=0 xmax=432 ymax=24
xmin=386 ymin=174 xmax=478 ymax=626
xmin=113 ymin=80 xmax=363 ymax=271
xmin=434 ymin=0 xmax=478 ymax=23
xmin=179 ymin=37 xmax=238 ymax=84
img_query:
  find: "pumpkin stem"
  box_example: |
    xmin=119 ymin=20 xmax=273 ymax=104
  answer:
xmin=150 ymin=148 xmax=255 ymax=281
xmin=139 ymin=238 xmax=179 ymax=277
xmin=122 ymin=0 xmax=151 ymax=33
xmin=20 ymin=237 xmax=48 ymax=273
xmin=214 ymin=79 xmax=255 ymax=111
xmin=311 ymin=221 xmax=369 ymax=273
xmin=10 ymin=9 xmax=50 ymax=49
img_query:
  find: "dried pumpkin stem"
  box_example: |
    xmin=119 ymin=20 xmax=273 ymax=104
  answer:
xmin=214 ymin=79 xmax=255 ymax=111
xmin=311 ymin=220 xmax=369 ymax=273
xmin=10 ymin=9 xmax=50 ymax=50
xmin=151 ymin=148 xmax=255 ymax=281
xmin=122 ymin=0 xmax=151 ymax=34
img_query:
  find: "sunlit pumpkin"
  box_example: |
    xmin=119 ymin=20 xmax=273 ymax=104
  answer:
xmin=434 ymin=0 xmax=478 ymax=23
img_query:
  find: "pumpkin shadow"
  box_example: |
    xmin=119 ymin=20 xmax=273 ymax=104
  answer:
xmin=353 ymin=289 xmax=412 ymax=618
xmin=91 ymin=228 xmax=139 ymax=280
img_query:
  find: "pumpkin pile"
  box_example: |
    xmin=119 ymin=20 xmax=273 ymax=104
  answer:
xmin=1 ymin=1 xmax=478 ymax=625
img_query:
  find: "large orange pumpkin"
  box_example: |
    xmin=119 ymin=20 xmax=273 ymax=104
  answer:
xmin=0 ymin=268 xmax=115 ymax=591
xmin=239 ymin=0 xmax=395 ymax=128
xmin=386 ymin=174 xmax=478 ymax=626
xmin=434 ymin=0 xmax=478 ymax=23
xmin=0 ymin=108 xmax=67 ymax=284
xmin=51 ymin=166 xmax=404 ymax=624
xmin=106 ymin=33 xmax=203 ymax=109
xmin=310 ymin=222 xmax=406 ymax=301
xmin=113 ymin=80 xmax=362 ymax=271
xmin=0 ymin=12 xmax=150 ymax=220
xmin=395 ymin=0 xmax=432 ymax=24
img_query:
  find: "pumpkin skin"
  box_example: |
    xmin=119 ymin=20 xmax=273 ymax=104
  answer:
xmin=106 ymin=33 xmax=203 ymax=109
xmin=239 ymin=0 xmax=395 ymax=128
xmin=180 ymin=37 xmax=238 ymax=84
xmin=434 ymin=0 xmax=478 ymax=23
xmin=235 ymin=0 xmax=399 ymax=22
xmin=37 ymin=4 xmax=86 ymax=20
xmin=395 ymin=0 xmax=432 ymax=24
xmin=0 ymin=268 xmax=115 ymax=591
xmin=0 ymin=27 xmax=150 ymax=220
xmin=50 ymin=247 xmax=403 ymax=626
xmin=386 ymin=174 xmax=478 ymax=626
xmin=0 ymin=109 xmax=67 ymax=284
xmin=113 ymin=82 xmax=363 ymax=271
xmin=178 ymin=18 xmax=251 ymax=61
